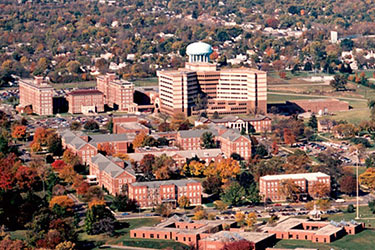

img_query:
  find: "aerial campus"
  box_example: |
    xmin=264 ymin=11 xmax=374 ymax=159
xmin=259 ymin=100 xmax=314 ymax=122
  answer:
xmin=3 ymin=1 xmax=375 ymax=250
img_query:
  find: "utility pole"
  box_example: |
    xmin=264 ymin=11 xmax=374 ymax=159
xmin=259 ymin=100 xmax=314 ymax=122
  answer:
xmin=356 ymin=150 xmax=360 ymax=220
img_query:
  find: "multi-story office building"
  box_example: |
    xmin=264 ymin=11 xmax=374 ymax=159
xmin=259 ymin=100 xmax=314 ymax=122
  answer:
xmin=259 ymin=172 xmax=331 ymax=202
xmin=128 ymin=179 xmax=202 ymax=209
xmin=18 ymin=76 xmax=53 ymax=115
xmin=97 ymin=73 xmax=137 ymax=112
xmin=66 ymin=89 xmax=104 ymax=114
xmin=157 ymin=42 xmax=267 ymax=116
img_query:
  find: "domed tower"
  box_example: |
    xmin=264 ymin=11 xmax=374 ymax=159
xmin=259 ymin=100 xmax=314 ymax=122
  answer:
xmin=186 ymin=41 xmax=213 ymax=63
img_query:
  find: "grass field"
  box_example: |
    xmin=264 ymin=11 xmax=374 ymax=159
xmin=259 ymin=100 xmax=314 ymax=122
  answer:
xmin=52 ymin=81 xmax=96 ymax=89
xmin=274 ymin=229 xmax=375 ymax=250
xmin=79 ymin=217 xmax=162 ymax=249
xmin=133 ymin=77 xmax=158 ymax=87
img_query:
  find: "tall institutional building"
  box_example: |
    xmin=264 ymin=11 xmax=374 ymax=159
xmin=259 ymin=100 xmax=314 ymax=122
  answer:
xmin=157 ymin=42 xmax=267 ymax=116
xmin=18 ymin=76 xmax=53 ymax=115
xmin=97 ymin=73 xmax=137 ymax=112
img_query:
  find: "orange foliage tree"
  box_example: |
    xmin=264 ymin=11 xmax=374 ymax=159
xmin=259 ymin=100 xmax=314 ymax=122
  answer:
xmin=11 ymin=125 xmax=27 ymax=140
xmin=97 ymin=142 xmax=115 ymax=156
xmin=204 ymin=158 xmax=240 ymax=183
xmin=132 ymin=132 xmax=147 ymax=148
xmin=310 ymin=182 xmax=330 ymax=198
xmin=49 ymin=195 xmax=74 ymax=209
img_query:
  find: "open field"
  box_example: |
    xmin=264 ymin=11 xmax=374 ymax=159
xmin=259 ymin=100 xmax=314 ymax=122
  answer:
xmin=133 ymin=77 xmax=158 ymax=87
xmin=52 ymin=81 xmax=96 ymax=89
xmin=274 ymin=229 xmax=375 ymax=250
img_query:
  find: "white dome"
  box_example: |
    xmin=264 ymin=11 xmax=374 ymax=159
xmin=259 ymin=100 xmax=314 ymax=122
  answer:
xmin=186 ymin=42 xmax=213 ymax=55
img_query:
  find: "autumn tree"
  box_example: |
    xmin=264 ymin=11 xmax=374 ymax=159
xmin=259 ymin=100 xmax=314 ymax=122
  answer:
xmin=178 ymin=196 xmax=190 ymax=208
xmin=330 ymin=74 xmax=348 ymax=91
xmin=213 ymin=200 xmax=228 ymax=212
xmin=204 ymin=158 xmax=240 ymax=183
xmin=283 ymin=128 xmax=296 ymax=146
xmin=62 ymin=149 xmax=80 ymax=167
xmin=170 ymin=112 xmax=191 ymax=131
xmin=132 ymin=132 xmax=147 ymax=148
xmin=84 ymin=120 xmax=99 ymax=131
xmin=193 ymin=206 xmax=207 ymax=220
xmin=70 ymin=121 xmax=81 ymax=131
xmin=221 ymin=240 xmax=254 ymax=250
xmin=11 ymin=125 xmax=27 ymax=141
xmin=235 ymin=212 xmax=246 ymax=227
xmin=246 ymin=212 xmax=257 ymax=227
xmin=310 ymin=182 xmax=330 ymax=198
xmin=155 ymin=203 xmax=173 ymax=217
xmin=339 ymin=175 xmax=356 ymax=195
xmin=279 ymin=179 xmax=302 ymax=201
xmin=183 ymin=160 xmax=206 ymax=177
xmin=359 ymin=167 xmax=375 ymax=190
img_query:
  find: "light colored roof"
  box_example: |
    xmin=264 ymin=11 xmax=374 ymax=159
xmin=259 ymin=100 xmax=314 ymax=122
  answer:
xmin=91 ymin=153 xmax=135 ymax=178
xmin=186 ymin=41 xmax=213 ymax=55
xmin=88 ymin=133 xmax=134 ymax=146
xmin=130 ymin=179 xmax=199 ymax=188
xmin=260 ymin=172 xmax=329 ymax=181
xmin=268 ymin=218 xmax=307 ymax=232
xmin=315 ymin=224 xmax=343 ymax=236
xmin=203 ymin=231 xmax=274 ymax=243
xmin=127 ymin=148 xmax=223 ymax=162
xmin=220 ymin=129 xmax=244 ymax=142
xmin=60 ymin=130 xmax=88 ymax=150
xmin=178 ymin=128 xmax=218 ymax=138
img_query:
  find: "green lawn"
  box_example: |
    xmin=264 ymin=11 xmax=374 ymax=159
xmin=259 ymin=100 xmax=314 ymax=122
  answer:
xmin=274 ymin=229 xmax=375 ymax=250
xmin=133 ymin=77 xmax=158 ymax=87
xmin=52 ymin=81 xmax=96 ymax=89
xmin=267 ymin=93 xmax=323 ymax=104
xmin=79 ymin=217 xmax=162 ymax=249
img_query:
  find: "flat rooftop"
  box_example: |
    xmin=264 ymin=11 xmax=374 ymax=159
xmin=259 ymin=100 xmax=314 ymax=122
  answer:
xmin=19 ymin=78 xmax=53 ymax=89
xmin=203 ymin=231 xmax=274 ymax=243
xmin=260 ymin=172 xmax=329 ymax=181
xmin=68 ymin=89 xmax=103 ymax=96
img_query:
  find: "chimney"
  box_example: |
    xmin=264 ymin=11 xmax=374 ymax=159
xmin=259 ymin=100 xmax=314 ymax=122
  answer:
xmin=34 ymin=76 xmax=44 ymax=85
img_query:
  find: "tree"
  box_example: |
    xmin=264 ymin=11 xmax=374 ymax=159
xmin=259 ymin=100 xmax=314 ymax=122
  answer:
xmin=330 ymin=74 xmax=347 ymax=91
xmin=347 ymin=204 xmax=355 ymax=213
xmin=155 ymin=203 xmax=172 ymax=217
xmin=279 ymin=179 xmax=302 ymax=201
xmin=62 ymin=149 xmax=80 ymax=167
xmin=308 ymin=114 xmax=318 ymax=130
xmin=49 ymin=195 xmax=74 ymax=210
xmin=220 ymin=182 xmax=246 ymax=206
xmin=201 ymin=131 xmax=216 ymax=149
xmin=51 ymin=160 xmax=66 ymax=171
xmin=221 ymin=240 xmax=254 ymax=250
xmin=11 ymin=125 xmax=27 ymax=140
xmin=204 ymin=158 xmax=240 ymax=183
xmin=183 ymin=160 xmax=206 ymax=177
xmin=245 ymin=212 xmax=257 ymax=227
xmin=193 ymin=207 xmax=207 ymax=220
xmin=339 ymin=175 xmax=356 ymax=195
xmin=212 ymin=111 xmax=220 ymax=119
xmin=178 ymin=196 xmax=190 ymax=208
xmin=132 ymin=132 xmax=147 ymax=148
xmin=70 ymin=121 xmax=81 ymax=131
xmin=310 ymin=182 xmax=330 ymax=198
xmin=202 ymin=176 xmax=222 ymax=195
xmin=85 ymin=203 xmax=116 ymax=235
xmin=360 ymin=167 xmax=375 ymax=190
xmin=47 ymin=133 xmax=63 ymax=156
xmin=112 ymin=194 xmax=137 ymax=212
xmin=84 ymin=120 xmax=99 ymax=131
xmin=368 ymin=99 xmax=375 ymax=121
xmin=171 ymin=112 xmax=191 ymax=131
xmin=283 ymin=128 xmax=296 ymax=146
xmin=235 ymin=212 xmax=245 ymax=227
xmin=213 ymin=200 xmax=228 ymax=212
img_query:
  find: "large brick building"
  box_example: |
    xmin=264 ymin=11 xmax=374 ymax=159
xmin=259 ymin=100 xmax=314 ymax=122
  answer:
xmin=66 ymin=89 xmax=104 ymax=114
xmin=60 ymin=130 xmax=134 ymax=163
xmin=18 ymin=76 xmax=53 ymax=115
xmin=97 ymin=73 xmax=137 ymax=112
xmin=130 ymin=215 xmax=275 ymax=250
xmin=259 ymin=172 xmax=331 ymax=202
xmin=128 ymin=179 xmax=202 ymax=209
xmin=176 ymin=127 xmax=252 ymax=160
xmin=196 ymin=115 xmax=272 ymax=133
xmin=157 ymin=42 xmax=267 ymax=116
xmin=89 ymin=153 xmax=136 ymax=195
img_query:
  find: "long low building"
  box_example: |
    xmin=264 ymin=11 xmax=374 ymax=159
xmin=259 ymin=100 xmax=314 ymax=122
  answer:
xmin=265 ymin=218 xmax=364 ymax=243
xmin=287 ymin=98 xmax=349 ymax=114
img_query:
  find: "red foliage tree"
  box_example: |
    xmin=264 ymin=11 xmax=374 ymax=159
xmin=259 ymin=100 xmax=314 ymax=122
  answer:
xmin=0 ymin=153 xmax=19 ymax=190
xmin=221 ymin=239 xmax=255 ymax=250
xmin=339 ymin=175 xmax=356 ymax=195
xmin=11 ymin=125 xmax=27 ymax=140
xmin=283 ymin=128 xmax=296 ymax=146
xmin=15 ymin=165 xmax=38 ymax=190
xmin=51 ymin=160 xmax=67 ymax=171
xmin=266 ymin=18 xmax=279 ymax=29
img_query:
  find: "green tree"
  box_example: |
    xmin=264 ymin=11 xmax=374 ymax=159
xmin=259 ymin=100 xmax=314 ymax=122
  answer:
xmin=308 ymin=114 xmax=318 ymax=130
xmin=330 ymin=74 xmax=347 ymax=91
xmin=47 ymin=133 xmax=63 ymax=156
xmin=201 ymin=131 xmax=216 ymax=149
xmin=220 ymin=181 xmax=246 ymax=206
